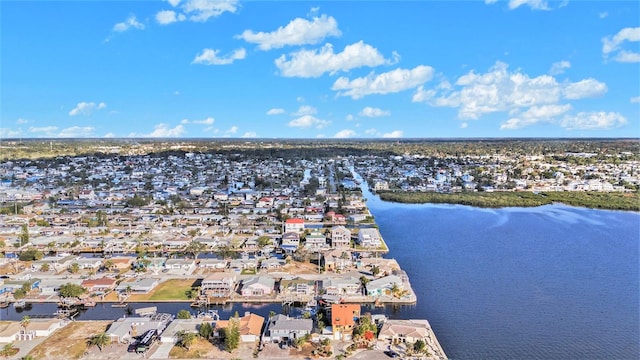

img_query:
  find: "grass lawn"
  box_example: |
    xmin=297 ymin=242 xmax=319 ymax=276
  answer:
xmin=129 ymin=278 xmax=196 ymax=301
xmin=168 ymin=338 xmax=216 ymax=358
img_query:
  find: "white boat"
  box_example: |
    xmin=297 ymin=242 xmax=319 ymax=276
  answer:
xmin=13 ymin=300 xmax=26 ymax=309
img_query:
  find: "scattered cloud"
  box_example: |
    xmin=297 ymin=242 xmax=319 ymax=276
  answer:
xmin=69 ymin=102 xmax=106 ymax=116
xmin=181 ymin=117 xmax=215 ymax=125
xmin=192 ymin=48 xmax=246 ymax=65
xmin=113 ymin=15 xmax=145 ymax=32
xmin=561 ymin=111 xmax=627 ymax=130
xmin=266 ymin=108 xmax=285 ymax=115
xmin=292 ymin=105 xmax=317 ymax=116
xmin=16 ymin=118 xmax=29 ymax=125
xmin=359 ymin=107 xmax=391 ymax=118
xmin=549 ymin=60 xmax=571 ymax=75
xmin=460 ymin=122 xmax=468 ymax=129
xmin=138 ymin=123 xmax=186 ymax=137
xmin=226 ymin=126 xmax=238 ymax=135
xmin=288 ymin=115 xmax=330 ymax=129
xmin=334 ymin=129 xmax=357 ymax=138
xmin=0 ymin=128 xmax=22 ymax=138
xmin=156 ymin=10 xmax=186 ymax=25
xmin=630 ymin=96 xmax=640 ymax=103
xmin=104 ymin=132 xmax=115 ymax=138
xmin=174 ymin=91 xmax=181 ymax=96
xmin=599 ymin=11 xmax=608 ymax=19
xmin=158 ymin=0 xmax=239 ymax=24
xmin=333 ymin=65 xmax=434 ymax=99
xmin=29 ymin=126 xmax=58 ymax=134
xmin=508 ymin=0 xmax=550 ymax=10
xmin=562 ymin=78 xmax=607 ymax=99
xmin=364 ymin=128 xmax=378 ymax=135
xmin=242 ymin=132 xmax=257 ymax=138
xmin=602 ymin=27 xmax=640 ymax=63
xmin=275 ymin=41 xmax=399 ymax=78
xmin=236 ymin=14 xmax=341 ymax=51
xmin=413 ymin=61 xmax=608 ymax=121
xmin=382 ymin=130 xmax=403 ymax=138
xmin=58 ymin=126 xmax=96 ymax=138
xmin=501 ymin=104 xmax=572 ymax=130
xmin=345 ymin=114 xmax=354 ymax=121
xmin=296 ymin=96 xmax=305 ymax=103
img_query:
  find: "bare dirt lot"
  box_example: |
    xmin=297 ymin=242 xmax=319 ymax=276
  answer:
xmin=28 ymin=320 xmax=113 ymax=360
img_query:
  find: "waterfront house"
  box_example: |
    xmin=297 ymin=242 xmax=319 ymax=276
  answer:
xmin=160 ymin=318 xmax=204 ymax=343
xmin=330 ymin=226 xmax=351 ymax=249
xmin=378 ymin=319 xmax=433 ymax=344
xmin=323 ymin=249 xmax=352 ymax=272
xmin=198 ymin=258 xmax=228 ymax=270
xmin=81 ymin=277 xmax=118 ymax=294
xmin=109 ymin=256 xmax=136 ymax=270
xmin=74 ymin=256 xmax=103 ymax=270
xmin=284 ymin=218 xmax=305 ymax=233
xmin=16 ymin=318 xmax=68 ymax=341
xmin=321 ymin=277 xmax=361 ymax=297
xmin=164 ymin=259 xmax=196 ymax=274
xmin=0 ymin=322 xmax=21 ymax=343
xmin=366 ymin=275 xmax=403 ymax=297
xmin=229 ymin=258 xmax=258 ymax=271
xmin=106 ymin=316 xmax=167 ymax=344
xmin=260 ymin=257 xmax=284 ymax=271
xmin=215 ymin=312 xmax=264 ymax=342
xmin=39 ymin=278 xmax=81 ymax=296
xmin=116 ymin=278 xmax=159 ymax=294
xmin=201 ymin=273 xmax=236 ymax=297
xmin=357 ymin=228 xmax=382 ymax=248
xmin=280 ymin=232 xmax=300 ymax=253
xmin=331 ymin=304 xmax=361 ymax=340
xmin=279 ymin=277 xmax=316 ymax=296
xmin=264 ymin=314 xmax=313 ymax=343
xmin=240 ymin=276 xmax=275 ymax=297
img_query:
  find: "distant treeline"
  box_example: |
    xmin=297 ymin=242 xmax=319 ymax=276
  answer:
xmin=378 ymin=190 xmax=640 ymax=211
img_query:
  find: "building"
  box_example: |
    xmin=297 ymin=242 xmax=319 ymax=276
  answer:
xmin=357 ymin=228 xmax=382 ymax=248
xmin=331 ymin=226 xmax=351 ymax=249
xmin=201 ymin=273 xmax=236 ymax=298
xmin=265 ymin=314 xmax=313 ymax=343
xmin=240 ymin=276 xmax=275 ymax=297
xmin=215 ymin=312 xmax=265 ymax=342
xmin=331 ymin=304 xmax=361 ymax=340
xmin=284 ymin=218 xmax=305 ymax=233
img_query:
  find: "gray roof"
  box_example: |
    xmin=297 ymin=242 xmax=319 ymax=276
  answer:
xmin=269 ymin=315 xmax=313 ymax=332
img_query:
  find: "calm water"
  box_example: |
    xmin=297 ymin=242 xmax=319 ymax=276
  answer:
xmin=4 ymin=189 xmax=639 ymax=359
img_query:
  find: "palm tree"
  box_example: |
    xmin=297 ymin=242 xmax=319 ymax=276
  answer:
xmin=20 ymin=316 xmax=30 ymax=337
xmin=87 ymin=332 xmax=110 ymax=352
xmin=40 ymin=263 xmax=50 ymax=272
xmin=176 ymin=330 xmax=197 ymax=350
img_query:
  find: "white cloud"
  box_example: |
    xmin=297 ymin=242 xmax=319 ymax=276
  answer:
xmin=562 ymin=78 xmax=608 ymax=99
xmin=501 ymin=104 xmax=572 ymax=130
xmin=359 ymin=107 xmax=390 ymax=118
xmin=266 ymin=108 xmax=285 ymax=115
xmin=156 ymin=10 xmax=186 ymax=25
xmin=113 ymin=15 xmax=145 ymax=32
xmin=275 ymin=41 xmax=399 ymax=78
xmin=460 ymin=122 xmax=468 ymax=129
xmin=561 ymin=111 xmax=627 ymax=130
xmin=226 ymin=126 xmax=238 ymax=134
xmin=104 ymin=132 xmax=115 ymax=138
xmin=414 ymin=61 xmax=609 ymax=120
xmin=29 ymin=126 xmax=58 ymax=134
xmin=549 ymin=60 xmax=571 ymax=75
xmin=58 ymin=126 xmax=95 ymax=138
xmin=345 ymin=114 xmax=354 ymax=121
xmin=168 ymin=0 xmax=181 ymax=7
xmin=0 ymin=128 xmax=22 ymax=138
xmin=288 ymin=115 xmax=330 ymax=129
xmin=292 ymin=105 xmax=317 ymax=116
xmin=242 ymin=132 xmax=257 ymax=138
xmin=382 ymin=130 xmax=403 ymax=138
xmin=364 ymin=128 xmax=378 ymax=135
xmin=69 ymin=102 xmax=107 ymax=116
xmin=16 ymin=118 xmax=29 ymax=124
xmin=141 ymin=124 xmax=186 ymax=137
xmin=630 ymin=96 xmax=640 ymax=103
xmin=334 ymin=129 xmax=357 ymax=138
xmin=599 ymin=12 xmax=608 ymax=19
xmin=602 ymin=27 xmax=640 ymax=63
xmin=508 ymin=0 xmax=549 ymax=10
xmin=182 ymin=0 xmax=239 ymax=22
xmin=181 ymin=117 xmax=215 ymax=125
xmin=333 ymin=65 xmax=434 ymax=99
xmin=236 ymin=14 xmax=341 ymax=51
xmin=192 ymin=48 xmax=246 ymax=65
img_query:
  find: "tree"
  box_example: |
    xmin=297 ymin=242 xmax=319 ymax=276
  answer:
xmin=19 ymin=248 xmax=43 ymax=261
xmin=371 ymin=265 xmax=380 ymax=277
xmin=40 ymin=263 xmax=50 ymax=272
xmin=359 ymin=276 xmax=370 ymax=295
xmin=18 ymin=224 xmax=29 ymax=246
xmin=59 ymin=283 xmax=87 ymax=298
xmin=199 ymin=322 xmax=213 ymax=339
xmin=87 ymin=332 xmax=110 ymax=352
xmin=69 ymin=262 xmax=80 ymax=274
xmin=20 ymin=316 xmax=31 ymax=335
xmin=176 ymin=330 xmax=197 ymax=350
xmin=413 ymin=339 xmax=426 ymax=354
xmin=223 ymin=318 xmax=240 ymax=352
xmin=185 ymin=240 xmax=206 ymax=260
xmin=0 ymin=343 xmax=18 ymax=357
xmin=177 ymin=309 xmax=192 ymax=319
xmin=103 ymin=259 xmax=114 ymax=271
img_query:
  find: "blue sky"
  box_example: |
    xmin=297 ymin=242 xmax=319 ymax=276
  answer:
xmin=1 ymin=0 xmax=639 ymax=139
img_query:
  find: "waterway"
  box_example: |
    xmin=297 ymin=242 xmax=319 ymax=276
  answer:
xmin=3 ymin=185 xmax=638 ymax=359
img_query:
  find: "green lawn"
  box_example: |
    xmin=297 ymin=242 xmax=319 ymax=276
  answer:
xmin=128 ymin=279 xmax=196 ymax=301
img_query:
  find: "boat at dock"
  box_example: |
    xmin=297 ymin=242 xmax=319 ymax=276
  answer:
xmin=13 ymin=300 xmax=26 ymax=309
